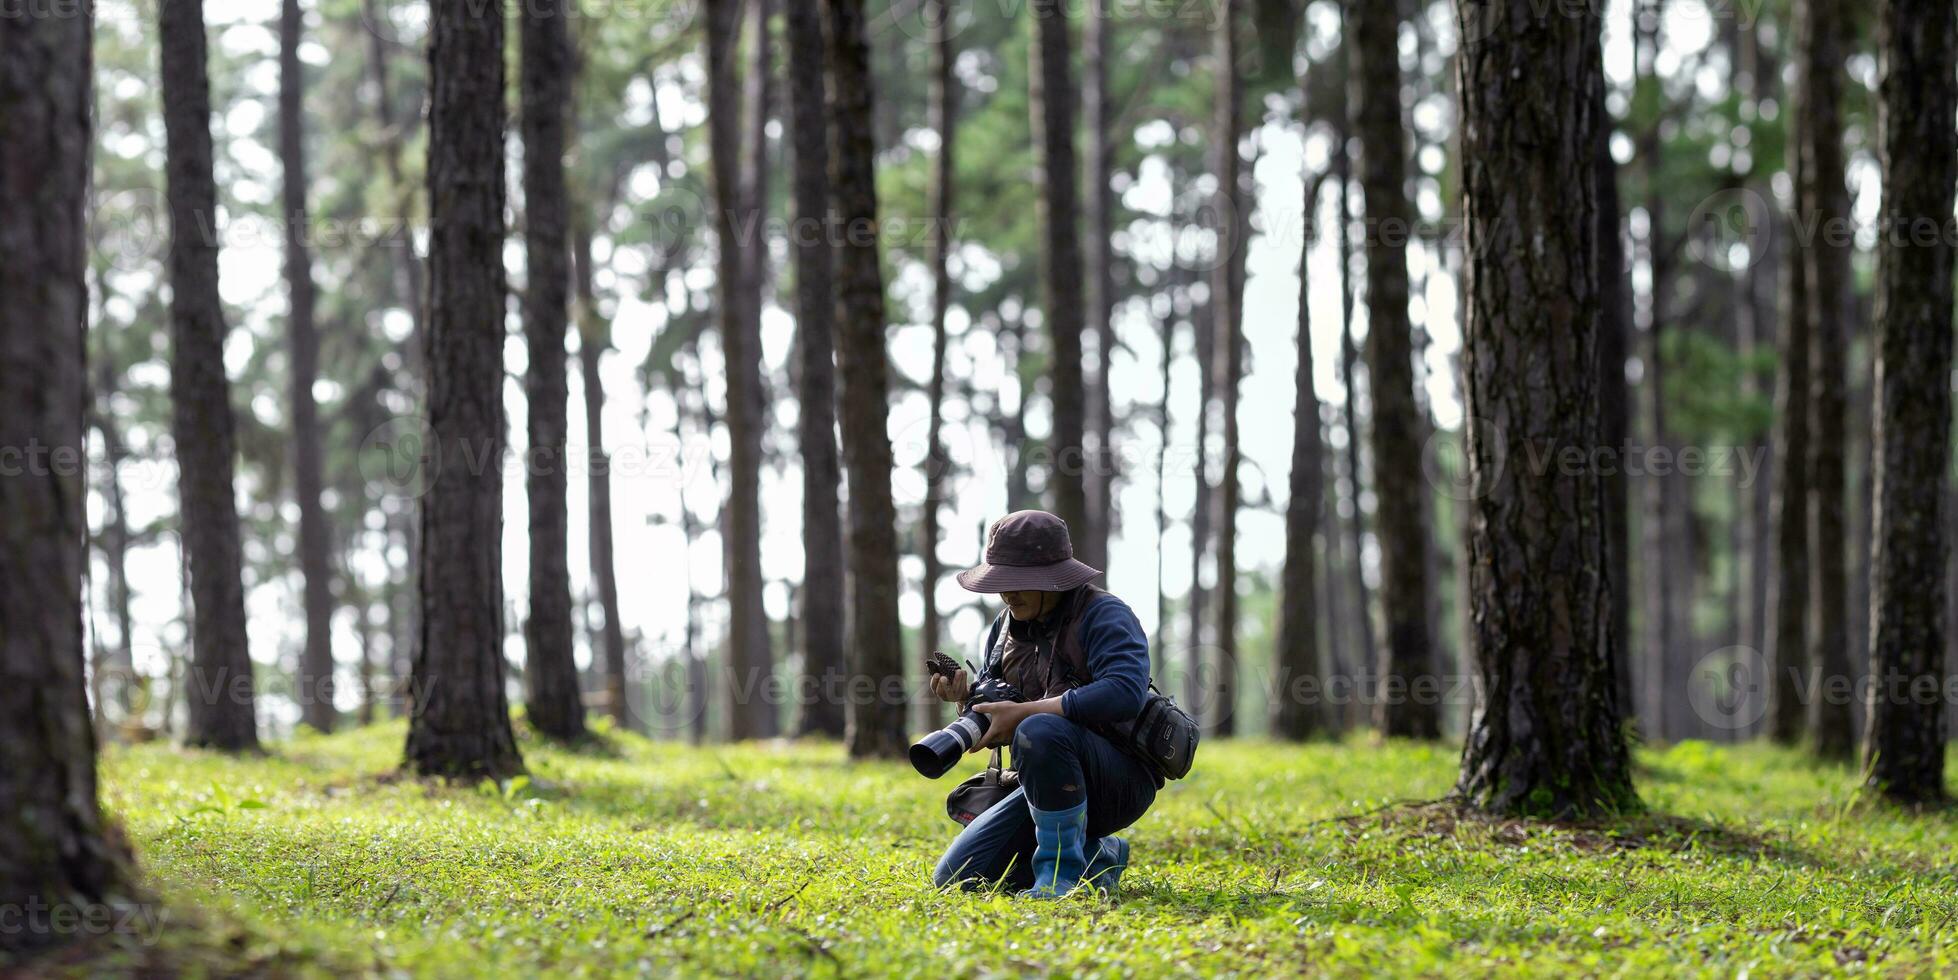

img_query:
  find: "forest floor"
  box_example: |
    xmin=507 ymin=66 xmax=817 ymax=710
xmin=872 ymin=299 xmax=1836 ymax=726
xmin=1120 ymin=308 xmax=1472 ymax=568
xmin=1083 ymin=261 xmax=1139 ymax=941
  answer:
xmin=20 ymin=721 xmax=1958 ymax=977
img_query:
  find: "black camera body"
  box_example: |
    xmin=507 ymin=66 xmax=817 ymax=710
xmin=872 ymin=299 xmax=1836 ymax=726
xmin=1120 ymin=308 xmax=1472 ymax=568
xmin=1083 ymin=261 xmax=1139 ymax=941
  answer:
xmin=909 ymin=678 xmax=1027 ymax=778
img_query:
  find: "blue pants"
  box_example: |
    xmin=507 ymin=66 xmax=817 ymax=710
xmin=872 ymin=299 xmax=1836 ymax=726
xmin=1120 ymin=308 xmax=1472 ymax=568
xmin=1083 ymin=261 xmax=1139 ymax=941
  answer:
xmin=932 ymin=713 xmax=1157 ymax=890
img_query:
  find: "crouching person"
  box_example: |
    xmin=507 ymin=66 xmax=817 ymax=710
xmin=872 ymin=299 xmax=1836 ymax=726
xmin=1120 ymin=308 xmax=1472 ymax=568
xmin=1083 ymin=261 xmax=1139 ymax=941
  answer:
xmin=929 ymin=511 xmax=1163 ymax=898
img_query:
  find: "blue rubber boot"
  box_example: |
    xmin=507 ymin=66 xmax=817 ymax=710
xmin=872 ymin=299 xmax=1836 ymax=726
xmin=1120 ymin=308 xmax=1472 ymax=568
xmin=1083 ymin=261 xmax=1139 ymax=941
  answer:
xmin=1023 ymin=800 xmax=1088 ymax=898
xmin=1081 ymin=836 xmax=1129 ymax=896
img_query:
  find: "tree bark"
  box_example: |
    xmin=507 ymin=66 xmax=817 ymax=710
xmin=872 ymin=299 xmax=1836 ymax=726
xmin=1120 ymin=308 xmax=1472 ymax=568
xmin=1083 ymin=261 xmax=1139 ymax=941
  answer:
xmin=1274 ymin=166 xmax=1329 ymax=741
xmin=1334 ymin=55 xmax=1377 ymax=725
xmin=1593 ymin=63 xmax=1634 ymax=731
xmin=280 ymin=0 xmax=336 ymax=734
xmin=787 ymin=0 xmax=846 ymax=738
xmin=1210 ymin=0 xmax=1245 ymax=738
xmin=162 ymin=0 xmax=259 ymax=752
xmin=1768 ymin=40 xmax=1813 ymax=744
xmin=707 ymin=0 xmax=776 ymax=740
xmin=1353 ymin=0 xmax=1436 ymax=738
xmin=1082 ymin=0 xmax=1117 ymax=572
xmin=407 ymin=0 xmax=524 ymax=779
xmin=919 ymin=0 xmax=956 ymax=710
xmin=1454 ymin=0 xmax=1633 ymax=818
xmin=573 ymin=221 xmax=631 ymax=731
xmin=0 ymin=0 xmax=134 ymax=947
xmin=827 ymin=0 xmax=906 ymax=759
xmin=1030 ymin=0 xmax=1089 ymax=536
xmin=1798 ymin=0 xmax=1855 ymax=761
xmin=1864 ymin=0 xmax=1955 ymax=802
xmin=520 ymin=0 xmax=585 ymax=742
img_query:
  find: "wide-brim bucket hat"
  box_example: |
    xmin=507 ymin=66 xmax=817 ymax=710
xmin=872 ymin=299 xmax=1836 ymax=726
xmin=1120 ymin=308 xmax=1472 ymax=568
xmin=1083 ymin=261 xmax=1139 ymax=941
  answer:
xmin=954 ymin=510 xmax=1101 ymax=593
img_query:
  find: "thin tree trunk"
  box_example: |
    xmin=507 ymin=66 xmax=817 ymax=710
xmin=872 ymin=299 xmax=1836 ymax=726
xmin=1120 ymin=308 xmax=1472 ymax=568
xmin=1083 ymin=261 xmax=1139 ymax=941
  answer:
xmin=1635 ymin=2 xmax=1680 ymax=740
xmin=407 ymin=0 xmax=524 ymax=779
xmin=573 ymin=223 xmax=631 ymax=731
xmin=1211 ymin=0 xmax=1245 ymax=737
xmin=1083 ymin=0 xmax=1117 ymax=571
xmin=827 ymin=0 xmax=906 ymax=758
xmin=281 ymin=0 xmax=335 ymax=734
xmin=1454 ymin=0 xmax=1633 ymax=818
xmin=1334 ymin=77 xmax=1376 ymax=726
xmin=787 ymin=0 xmax=846 ymax=737
xmin=521 ymin=0 xmax=585 ymax=742
xmin=1768 ymin=35 xmax=1814 ymax=744
xmin=919 ymin=0 xmax=956 ymax=709
xmin=1030 ymin=0 xmax=1089 ymax=535
xmin=0 ymin=0 xmax=133 ymax=943
xmin=162 ymin=0 xmax=259 ymax=752
xmin=90 ymin=385 xmax=139 ymax=729
xmin=1798 ymin=0 xmax=1855 ymax=760
xmin=1354 ymin=0 xmax=1436 ymax=738
xmin=707 ymin=0 xmax=776 ymax=740
xmin=1864 ymin=0 xmax=1955 ymax=802
xmin=1274 ymin=167 xmax=1329 ymax=741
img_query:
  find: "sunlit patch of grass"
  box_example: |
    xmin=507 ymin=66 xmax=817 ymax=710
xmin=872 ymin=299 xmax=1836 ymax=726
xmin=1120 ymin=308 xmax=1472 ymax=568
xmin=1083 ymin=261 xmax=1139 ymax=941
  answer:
xmin=26 ymin=725 xmax=1958 ymax=976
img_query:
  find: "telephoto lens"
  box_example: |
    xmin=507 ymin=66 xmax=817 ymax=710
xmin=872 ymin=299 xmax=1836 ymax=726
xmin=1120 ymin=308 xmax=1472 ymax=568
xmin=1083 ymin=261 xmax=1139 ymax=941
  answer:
xmin=909 ymin=711 xmax=988 ymax=778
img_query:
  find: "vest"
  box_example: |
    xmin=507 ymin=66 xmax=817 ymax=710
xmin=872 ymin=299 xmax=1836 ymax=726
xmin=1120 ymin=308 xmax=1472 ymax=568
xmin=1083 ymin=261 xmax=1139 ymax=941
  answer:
xmin=985 ymin=585 xmax=1109 ymax=699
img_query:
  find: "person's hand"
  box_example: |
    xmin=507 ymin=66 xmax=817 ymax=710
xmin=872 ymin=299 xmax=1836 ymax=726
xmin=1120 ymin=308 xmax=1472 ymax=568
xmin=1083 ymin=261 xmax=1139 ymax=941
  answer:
xmin=971 ymin=700 xmax=1043 ymax=751
xmin=929 ymin=668 xmax=971 ymax=704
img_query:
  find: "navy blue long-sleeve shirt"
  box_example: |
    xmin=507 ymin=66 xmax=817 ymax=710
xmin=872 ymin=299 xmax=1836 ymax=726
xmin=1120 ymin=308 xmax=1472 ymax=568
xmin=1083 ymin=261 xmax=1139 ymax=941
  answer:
xmin=980 ymin=592 xmax=1151 ymax=725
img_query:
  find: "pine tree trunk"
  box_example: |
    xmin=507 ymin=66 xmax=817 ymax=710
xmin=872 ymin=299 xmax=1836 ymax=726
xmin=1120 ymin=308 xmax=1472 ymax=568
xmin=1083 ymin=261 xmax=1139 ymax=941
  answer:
xmin=1798 ymin=0 xmax=1856 ymax=761
xmin=1334 ymin=70 xmax=1377 ymax=721
xmin=1354 ymin=0 xmax=1436 ymax=738
xmin=1593 ymin=67 xmax=1635 ymax=731
xmin=1864 ymin=0 xmax=1955 ymax=802
xmin=279 ymin=0 xmax=337 ymax=735
xmin=1768 ymin=78 xmax=1813 ymax=744
xmin=1082 ymin=0 xmax=1116 ymax=572
xmin=520 ymin=0 xmax=585 ymax=742
xmin=1274 ymin=167 xmax=1328 ymax=741
xmin=162 ymin=0 xmax=259 ymax=752
xmin=707 ymin=0 xmax=776 ymax=741
xmin=1210 ymin=0 xmax=1245 ymax=738
xmin=787 ymin=0 xmax=846 ymax=738
xmin=1454 ymin=0 xmax=1633 ymax=819
xmin=919 ymin=0 xmax=956 ymax=712
xmin=827 ymin=0 xmax=906 ymax=759
xmin=407 ymin=0 xmax=524 ymax=779
xmin=1030 ymin=0 xmax=1088 ymax=535
xmin=572 ymin=224 xmax=631 ymax=731
xmin=0 ymin=1 xmax=133 ymax=947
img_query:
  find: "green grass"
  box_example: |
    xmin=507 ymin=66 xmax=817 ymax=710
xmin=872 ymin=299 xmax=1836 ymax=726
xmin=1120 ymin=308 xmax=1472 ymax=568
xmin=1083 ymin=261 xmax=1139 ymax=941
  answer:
xmin=29 ymin=722 xmax=1958 ymax=976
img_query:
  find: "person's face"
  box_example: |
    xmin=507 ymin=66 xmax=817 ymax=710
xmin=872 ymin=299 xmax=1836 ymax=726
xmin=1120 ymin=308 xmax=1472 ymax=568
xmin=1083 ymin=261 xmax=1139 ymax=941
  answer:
xmin=1000 ymin=590 xmax=1058 ymax=621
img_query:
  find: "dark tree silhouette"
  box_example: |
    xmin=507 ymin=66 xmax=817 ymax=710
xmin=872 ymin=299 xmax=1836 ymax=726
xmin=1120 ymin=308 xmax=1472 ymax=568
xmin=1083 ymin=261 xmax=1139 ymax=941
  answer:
xmin=1211 ymin=0 xmax=1244 ymax=737
xmin=1352 ymin=0 xmax=1436 ymax=738
xmin=827 ymin=0 xmax=906 ymax=758
xmin=0 ymin=0 xmax=133 ymax=951
xmin=919 ymin=0 xmax=956 ymax=713
xmin=1768 ymin=0 xmax=1816 ymax=746
xmin=281 ymin=0 xmax=335 ymax=734
xmin=1082 ymin=0 xmax=1116 ymax=571
xmin=1864 ymin=0 xmax=1955 ymax=803
xmin=706 ymin=0 xmax=775 ymax=740
xmin=1593 ymin=66 xmax=1635 ymax=728
xmin=1798 ymin=0 xmax=1856 ymax=760
xmin=1274 ymin=167 xmax=1330 ymax=742
xmin=574 ymin=223 xmax=631 ymax=730
xmin=407 ymin=0 xmax=524 ymax=779
xmin=520 ymin=0 xmax=585 ymax=742
xmin=1454 ymin=0 xmax=1634 ymax=818
xmin=161 ymin=0 xmax=259 ymax=752
xmin=787 ymin=0 xmax=846 ymax=738
xmin=1030 ymin=0 xmax=1088 ymax=535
